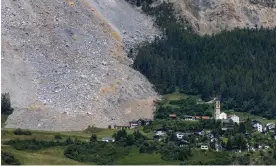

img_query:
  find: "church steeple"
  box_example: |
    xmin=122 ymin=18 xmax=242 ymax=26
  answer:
xmin=214 ymin=99 xmax=221 ymax=120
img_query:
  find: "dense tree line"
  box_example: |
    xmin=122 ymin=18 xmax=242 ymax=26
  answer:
xmin=6 ymin=138 xmax=72 ymax=150
xmin=133 ymin=2 xmax=276 ymax=119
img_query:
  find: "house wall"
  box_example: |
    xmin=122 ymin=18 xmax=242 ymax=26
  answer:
xmin=219 ymin=112 xmax=227 ymax=119
xmin=230 ymin=115 xmax=240 ymax=124
xmin=201 ymin=145 xmax=208 ymax=150
xmin=256 ymin=123 xmax=263 ymax=132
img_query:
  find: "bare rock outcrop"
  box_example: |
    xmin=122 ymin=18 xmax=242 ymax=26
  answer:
xmin=249 ymin=0 xmax=276 ymax=8
xmin=170 ymin=0 xmax=276 ymax=34
xmin=2 ymin=0 xmax=158 ymax=131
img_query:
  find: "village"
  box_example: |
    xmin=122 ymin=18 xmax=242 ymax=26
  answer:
xmin=102 ymin=99 xmax=276 ymax=153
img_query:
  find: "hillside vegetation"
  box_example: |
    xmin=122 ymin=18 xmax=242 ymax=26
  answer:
xmin=133 ymin=2 xmax=276 ymax=119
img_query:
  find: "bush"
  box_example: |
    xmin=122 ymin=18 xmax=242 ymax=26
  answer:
xmin=66 ymin=137 xmax=73 ymax=144
xmin=54 ymin=134 xmax=62 ymax=140
xmin=64 ymin=142 xmax=129 ymax=164
xmin=90 ymin=134 xmax=97 ymax=142
xmin=13 ymin=128 xmax=32 ymax=135
xmin=84 ymin=125 xmax=103 ymax=133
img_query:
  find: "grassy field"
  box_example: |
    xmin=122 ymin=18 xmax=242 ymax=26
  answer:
xmin=1 ymin=127 xmax=154 ymax=143
xmin=1 ymin=128 xmax=154 ymax=165
xmin=1 ymin=145 xmax=88 ymax=165
xmin=116 ymin=148 xmax=230 ymax=165
xmin=1 ymin=128 xmax=175 ymax=165
xmin=162 ymin=92 xmax=199 ymax=108
xmin=115 ymin=147 xmax=179 ymax=165
xmin=188 ymin=149 xmax=218 ymax=162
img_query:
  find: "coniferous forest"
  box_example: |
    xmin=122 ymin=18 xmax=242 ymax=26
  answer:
xmin=133 ymin=2 xmax=276 ymax=119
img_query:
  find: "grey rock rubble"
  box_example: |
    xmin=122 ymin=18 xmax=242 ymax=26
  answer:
xmin=89 ymin=0 xmax=159 ymax=53
xmin=2 ymin=0 xmax=159 ymax=131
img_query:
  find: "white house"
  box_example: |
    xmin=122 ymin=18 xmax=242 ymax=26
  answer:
xmin=102 ymin=137 xmax=115 ymax=142
xmin=266 ymin=123 xmax=275 ymax=130
xmin=129 ymin=120 xmax=139 ymax=129
xmin=200 ymin=145 xmax=208 ymax=150
xmin=229 ymin=114 xmax=240 ymax=124
xmin=264 ymin=145 xmax=270 ymax=149
xmin=254 ymin=123 xmax=263 ymax=132
xmin=175 ymin=132 xmax=184 ymax=139
xmin=219 ymin=112 xmax=227 ymax=119
xmin=183 ymin=115 xmax=195 ymax=121
xmin=154 ymin=129 xmax=166 ymax=136
xmin=211 ymin=138 xmax=218 ymax=143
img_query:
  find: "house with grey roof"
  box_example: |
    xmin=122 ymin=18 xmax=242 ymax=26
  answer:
xmin=102 ymin=137 xmax=115 ymax=142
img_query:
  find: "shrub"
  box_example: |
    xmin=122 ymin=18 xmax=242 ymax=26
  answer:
xmin=84 ymin=125 xmax=103 ymax=133
xmin=54 ymin=134 xmax=62 ymax=139
xmin=13 ymin=128 xmax=32 ymax=135
xmin=90 ymin=134 xmax=97 ymax=142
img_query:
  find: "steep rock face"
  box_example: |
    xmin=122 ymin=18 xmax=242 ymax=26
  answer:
xmin=249 ymin=0 xmax=276 ymax=8
xmin=170 ymin=0 xmax=276 ymax=34
xmin=2 ymin=0 xmax=158 ymax=131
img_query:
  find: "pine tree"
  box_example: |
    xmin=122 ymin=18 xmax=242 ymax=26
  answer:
xmin=90 ymin=134 xmax=97 ymax=142
xmin=1 ymin=93 xmax=14 ymax=115
xmin=226 ymin=137 xmax=232 ymax=151
xmin=239 ymin=123 xmax=246 ymax=133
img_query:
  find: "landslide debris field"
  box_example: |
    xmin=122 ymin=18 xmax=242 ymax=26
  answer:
xmin=2 ymin=0 xmax=158 ymax=131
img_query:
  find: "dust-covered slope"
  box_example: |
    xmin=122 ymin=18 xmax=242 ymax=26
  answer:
xmin=170 ymin=0 xmax=276 ymax=34
xmin=1 ymin=0 xmax=158 ymax=131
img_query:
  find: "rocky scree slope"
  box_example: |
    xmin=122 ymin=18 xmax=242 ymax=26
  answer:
xmin=1 ymin=0 xmax=158 ymax=131
xmin=167 ymin=0 xmax=276 ymax=34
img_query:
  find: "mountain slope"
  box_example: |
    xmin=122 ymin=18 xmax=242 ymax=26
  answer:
xmin=170 ymin=0 xmax=276 ymax=34
xmin=2 ymin=0 xmax=158 ymax=131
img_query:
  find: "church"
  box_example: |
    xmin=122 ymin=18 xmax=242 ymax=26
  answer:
xmin=214 ymin=99 xmax=239 ymax=124
xmin=214 ymin=100 xmax=227 ymax=120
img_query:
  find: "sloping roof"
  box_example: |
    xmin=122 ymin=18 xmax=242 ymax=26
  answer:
xmin=175 ymin=131 xmax=184 ymax=135
xmin=102 ymin=137 xmax=115 ymax=141
xmin=169 ymin=114 xmax=176 ymax=117
xmin=222 ymin=119 xmax=233 ymax=123
xmin=195 ymin=116 xmax=210 ymax=120
xmin=228 ymin=114 xmax=239 ymax=118
xmin=115 ymin=125 xmax=130 ymax=127
xmin=138 ymin=118 xmax=152 ymax=121
xmin=183 ymin=115 xmax=194 ymax=118
xmin=202 ymin=116 xmax=210 ymax=120
xmin=129 ymin=120 xmax=138 ymax=123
